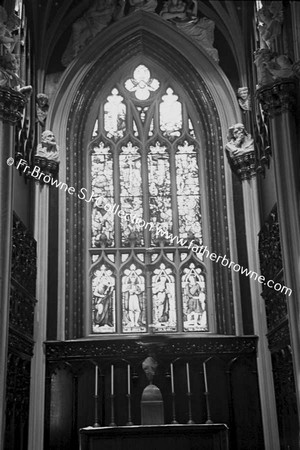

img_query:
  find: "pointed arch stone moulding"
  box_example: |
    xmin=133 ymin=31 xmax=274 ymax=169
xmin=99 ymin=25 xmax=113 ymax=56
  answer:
xmin=48 ymin=11 xmax=242 ymax=339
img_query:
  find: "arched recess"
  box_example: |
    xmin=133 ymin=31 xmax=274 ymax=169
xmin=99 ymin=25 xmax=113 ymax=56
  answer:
xmin=47 ymin=11 xmax=243 ymax=340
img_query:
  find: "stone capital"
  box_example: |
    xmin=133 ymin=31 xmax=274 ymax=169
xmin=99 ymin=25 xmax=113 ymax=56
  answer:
xmin=256 ymin=79 xmax=297 ymax=119
xmin=227 ymin=151 xmax=257 ymax=181
xmin=0 ymin=87 xmax=27 ymax=124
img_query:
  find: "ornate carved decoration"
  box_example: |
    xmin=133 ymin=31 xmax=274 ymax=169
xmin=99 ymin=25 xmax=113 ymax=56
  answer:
xmin=253 ymin=99 xmax=272 ymax=175
xmin=237 ymin=87 xmax=251 ymax=112
xmin=261 ymin=287 xmax=287 ymax=331
xmin=9 ymin=281 xmax=36 ymax=338
xmin=267 ymin=319 xmax=290 ymax=353
xmin=36 ymin=93 xmax=49 ymax=127
xmin=31 ymin=130 xmax=60 ymax=182
xmin=12 ymin=213 xmax=37 ymax=296
xmin=4 ymin=351 xmax=32 ymax=449
xmin=5 ymin=213 xmax=36 ymax=448
xmin=33 ymin=156 xmax=60 ymax=180
xmin=225 ymin=123 xmax=256 ymax=180
xmin=0 ymin=86 xmax=26 ymax=123
xmin=8 ymin=330 xmax=34 ymax=358
xmin=256 ymin=79 xmax=297 ymax=118
xmin=45 ymin=336 xmax=258 ymax=362
xmin=258 ymin=205 xmax=282 ymax=282
xmin=5 ymin=353 xmax=31 ymax=418
xmin=271 ymin=338 xmax=298 ymax=448
xmin=226 ymin=151 xmax=256 ymax=181
xmin=259 ymin=205 xmax=288 ymax=332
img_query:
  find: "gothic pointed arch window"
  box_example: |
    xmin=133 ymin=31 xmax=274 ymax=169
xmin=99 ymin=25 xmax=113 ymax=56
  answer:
xmin=88 ymin=63 xmax=214 ymax=335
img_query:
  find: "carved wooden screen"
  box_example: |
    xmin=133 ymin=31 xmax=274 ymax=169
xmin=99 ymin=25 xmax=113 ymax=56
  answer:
xmin=88 ymin=64 xmax=208 ymax=335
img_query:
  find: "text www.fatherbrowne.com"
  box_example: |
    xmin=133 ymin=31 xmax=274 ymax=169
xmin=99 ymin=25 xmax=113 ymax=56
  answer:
xmin=17 ymin=158 xmax=292 ymax=297
xmin=97 ymin=197 xmax=292 ymax=298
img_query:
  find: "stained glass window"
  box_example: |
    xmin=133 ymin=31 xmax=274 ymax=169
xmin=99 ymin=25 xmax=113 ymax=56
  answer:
xmin=89 ymin=64 xmax=208 ymax=335
xmin=92 ymin=265 xmax=116 ymax=333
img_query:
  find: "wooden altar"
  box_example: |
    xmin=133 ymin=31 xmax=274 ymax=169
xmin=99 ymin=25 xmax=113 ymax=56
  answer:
xmin=79 ymin=424 xmax=229 ymax=450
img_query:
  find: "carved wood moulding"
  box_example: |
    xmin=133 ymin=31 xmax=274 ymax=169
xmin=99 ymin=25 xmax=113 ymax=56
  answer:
xmin=12 ymin=213 xmax=37 ymax=296
xmin=258 ymin=204 xmax=288 ymax=332
xmin=45 ymin=336 xmax=258 ymax=362
xmin=258 ymin=205 xmax=282 ymax=282
xmin=9 ymin=281 xmax=36 ymax=339
xmin=267 ymin=319 xmax=290 ymax=353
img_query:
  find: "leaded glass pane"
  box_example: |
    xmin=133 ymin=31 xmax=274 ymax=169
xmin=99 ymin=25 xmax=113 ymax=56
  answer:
xmin=125 ymin=64 xmax=159 ymax=100
xmin=91 ymin=142 xmax=114 ymax=247
xmin=104 ymin=88 xmax=126 ymax=140
xmin=122 ymin=264 xmax=146 ymax=333
xmin=152 ymin=264 xmax=177 ymax=332
xmin=92 ymin=265 xmax=116 ymax=333
xmin=176 ymin=141 xmax=202 ymax=242
xmin=120 ymin=142 xmax=144 ymax=245
xmin=148 ymin=141 xmax=172 ymax=243
xmin=182 ymin=263 xmax=207 ymax=332
xmin=159 ymin=88 xmax=182 ymax=139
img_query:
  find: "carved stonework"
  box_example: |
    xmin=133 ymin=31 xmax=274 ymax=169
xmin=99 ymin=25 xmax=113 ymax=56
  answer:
xmin=12 ymin=213 xmax=37 ymax=296
xmin=33 ymin=155 xmax=60 ymax=180
xmin=237 ymin=87 xmax=251 ymax=112
xmin=256 ymin=79 xmax=297 ymax=118
xmin=227 ymin=151 xmax=256 ymax=181
xmin=0 ymin=86 xmax=26 ymax=123
xmin=225 ymin=123 xmax=256 ymax=180
xmin=31 ymin=130 xmax=60 ymax=182
xmin=254 ymin=99 xmax=272 ymax=175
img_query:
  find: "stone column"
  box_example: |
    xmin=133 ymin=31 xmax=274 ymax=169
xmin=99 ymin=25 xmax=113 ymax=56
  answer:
xmin=228 ymin=151 xmax=280 ymax=449
xmin=27 ymin=182 xmax=49 ymax=450
xmin=257 ymin=79 xmax=300 ymax=438
xmin=0 ymin=87 xmax=26 ymax=450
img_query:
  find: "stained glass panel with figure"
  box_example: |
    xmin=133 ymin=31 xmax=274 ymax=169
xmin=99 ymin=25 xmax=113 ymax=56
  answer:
xmin=182 ymin=263 xmax=207 ymax=332
xmin=122 ymin=264 xmax=146 ymax=333
xmin=91 ymin=142 xmax=114 ymax=247
xmin=120 ymin=142 xmax=144 ymax=245
xmin=176 ymin=141 xmax=202 ymax=242
xmin=152 ymin=263 xmax=177 ymax=332
xmin=89 ymin=64 xmax=209 ymax=335
xmin=148 ymin=142 xmax=172 ymax=243
xmin=92 ymin=265 xmax=116 ymax=333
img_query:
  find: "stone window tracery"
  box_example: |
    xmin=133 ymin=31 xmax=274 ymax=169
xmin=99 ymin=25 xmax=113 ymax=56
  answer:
xmin=89 ymin=64 xmax=208 ymax=335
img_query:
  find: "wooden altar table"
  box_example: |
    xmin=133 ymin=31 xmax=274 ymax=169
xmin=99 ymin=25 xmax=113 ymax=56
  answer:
xmin=79 ymin=423 xmax=229 ymax=450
